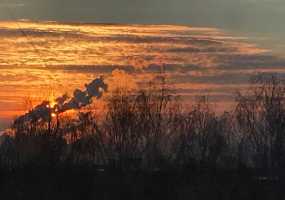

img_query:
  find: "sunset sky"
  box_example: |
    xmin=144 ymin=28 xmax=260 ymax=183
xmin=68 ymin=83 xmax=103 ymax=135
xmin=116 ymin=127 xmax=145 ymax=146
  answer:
xmin=0 ymin=1 xmax=285 ymax=130
xmin=0 ymin=0 xmax=284 ymax=34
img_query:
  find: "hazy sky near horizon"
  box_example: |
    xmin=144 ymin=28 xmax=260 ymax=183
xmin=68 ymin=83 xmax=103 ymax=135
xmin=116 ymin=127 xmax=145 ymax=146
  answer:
xmin=0 ymin=0 xmax=284 ymax=34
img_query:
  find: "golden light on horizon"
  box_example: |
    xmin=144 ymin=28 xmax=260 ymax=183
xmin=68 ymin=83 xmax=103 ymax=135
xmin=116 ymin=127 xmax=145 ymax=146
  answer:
xmin=48 ymin=99 xmax=57 ymax=109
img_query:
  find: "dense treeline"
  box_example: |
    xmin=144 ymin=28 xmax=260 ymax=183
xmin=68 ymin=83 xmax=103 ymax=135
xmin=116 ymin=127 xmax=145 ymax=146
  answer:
xmin=1 ymin=74 xmax=285 ymax=199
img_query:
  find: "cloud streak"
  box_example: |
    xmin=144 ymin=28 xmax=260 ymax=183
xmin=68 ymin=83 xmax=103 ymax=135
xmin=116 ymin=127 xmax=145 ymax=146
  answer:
xmin=0 ymin=3 xmax=24 ymax=8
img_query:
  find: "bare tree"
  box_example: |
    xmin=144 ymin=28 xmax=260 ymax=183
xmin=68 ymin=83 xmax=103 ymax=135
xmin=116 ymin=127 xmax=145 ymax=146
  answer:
xmin=235 ymin=74 xmax=285 ymax=173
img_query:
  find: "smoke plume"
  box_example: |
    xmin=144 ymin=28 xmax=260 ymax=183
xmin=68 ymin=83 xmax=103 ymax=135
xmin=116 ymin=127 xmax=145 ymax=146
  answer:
xmin=14 ymin=76 xmax=108 ymax=125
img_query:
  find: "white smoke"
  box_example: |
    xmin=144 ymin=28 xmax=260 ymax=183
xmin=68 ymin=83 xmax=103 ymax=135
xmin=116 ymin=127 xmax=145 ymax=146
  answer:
xmin=14 ymin=76 xmax=108 ymax=126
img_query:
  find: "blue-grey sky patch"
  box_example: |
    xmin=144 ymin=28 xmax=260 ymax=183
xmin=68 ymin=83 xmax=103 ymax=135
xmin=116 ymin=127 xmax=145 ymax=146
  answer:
xmin=0 ymin=0 xmax=285 ymax=35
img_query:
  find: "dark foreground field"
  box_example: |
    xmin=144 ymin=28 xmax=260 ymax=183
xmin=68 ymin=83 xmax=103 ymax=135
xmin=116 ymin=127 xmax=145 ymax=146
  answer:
xmin=1 ymin=74 xmax=285 ymax=199
xmin=0 ymin=165 xmax=284 ymax=200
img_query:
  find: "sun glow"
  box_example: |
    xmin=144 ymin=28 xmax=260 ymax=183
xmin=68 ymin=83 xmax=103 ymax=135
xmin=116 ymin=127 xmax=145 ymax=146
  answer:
xmin=48 ymin=98 xmax=57 ymax=109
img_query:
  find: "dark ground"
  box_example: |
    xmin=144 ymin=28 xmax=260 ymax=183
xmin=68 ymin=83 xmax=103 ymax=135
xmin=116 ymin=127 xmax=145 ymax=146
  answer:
xmin=0 ymin=165 xmax=284 ymax=200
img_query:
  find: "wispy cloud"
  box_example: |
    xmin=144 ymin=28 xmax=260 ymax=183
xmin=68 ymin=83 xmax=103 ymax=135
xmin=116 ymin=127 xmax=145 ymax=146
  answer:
xmin=0 ymin=3 xmax=24 ymax=8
